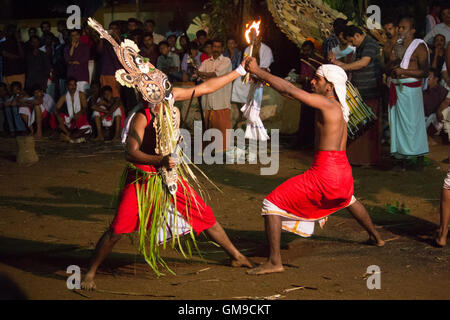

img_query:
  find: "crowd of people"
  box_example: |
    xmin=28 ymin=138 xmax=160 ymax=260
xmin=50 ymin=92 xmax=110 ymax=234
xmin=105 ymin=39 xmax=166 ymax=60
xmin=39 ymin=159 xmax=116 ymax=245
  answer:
xmin=0 ymin=17 xmax=250 ymax=144
xmin=0 ymin=4 xmax=449 ymax=163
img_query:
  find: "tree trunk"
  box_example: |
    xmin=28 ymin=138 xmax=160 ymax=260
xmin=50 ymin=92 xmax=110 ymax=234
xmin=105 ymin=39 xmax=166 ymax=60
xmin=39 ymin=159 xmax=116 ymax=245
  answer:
xmin=16 ymin=136 xmax=39 ymax=165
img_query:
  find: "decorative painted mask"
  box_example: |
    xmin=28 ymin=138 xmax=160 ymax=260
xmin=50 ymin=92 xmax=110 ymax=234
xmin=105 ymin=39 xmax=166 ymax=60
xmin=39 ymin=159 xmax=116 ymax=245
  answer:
xmin=88 ymin=17 xmax=172 ymax=106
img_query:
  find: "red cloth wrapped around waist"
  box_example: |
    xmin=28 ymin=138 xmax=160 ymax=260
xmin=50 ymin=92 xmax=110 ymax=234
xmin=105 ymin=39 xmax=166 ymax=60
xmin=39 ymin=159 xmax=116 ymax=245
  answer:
xmin=388 ymin=80 xmax=422 ymax=108
xmin=265 ymin=150 xmax=354 ymax=220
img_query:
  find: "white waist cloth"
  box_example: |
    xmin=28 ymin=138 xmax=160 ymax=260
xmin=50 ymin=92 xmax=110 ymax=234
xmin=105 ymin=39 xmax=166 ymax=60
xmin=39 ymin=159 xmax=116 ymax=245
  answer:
xmin=157 ymin=204 xmax=191 ymax=244
xmin=92 ymin=106 xmax=122 ymax=127
xmin=262 ymin=197 xmax=357 ymax=237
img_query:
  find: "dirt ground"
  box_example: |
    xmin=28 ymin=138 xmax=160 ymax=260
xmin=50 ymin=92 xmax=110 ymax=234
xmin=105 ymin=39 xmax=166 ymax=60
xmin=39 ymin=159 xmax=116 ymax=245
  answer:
xmin=0 ymin=135 xmax=449 ymax=300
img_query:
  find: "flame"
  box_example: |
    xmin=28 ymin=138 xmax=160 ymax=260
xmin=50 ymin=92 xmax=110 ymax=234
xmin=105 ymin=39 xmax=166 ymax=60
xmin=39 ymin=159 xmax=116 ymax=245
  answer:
xmin=245 ymin=20 xmax=261 ymax=44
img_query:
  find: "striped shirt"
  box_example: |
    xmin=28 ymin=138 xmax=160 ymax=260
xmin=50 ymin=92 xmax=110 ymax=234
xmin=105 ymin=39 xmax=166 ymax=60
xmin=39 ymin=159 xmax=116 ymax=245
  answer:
xmin=351 ymin=35 xmax=382 ymax=100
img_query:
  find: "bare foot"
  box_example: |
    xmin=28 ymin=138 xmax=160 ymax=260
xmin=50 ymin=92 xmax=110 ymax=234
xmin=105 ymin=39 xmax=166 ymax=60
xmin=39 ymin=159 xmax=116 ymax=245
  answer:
xmin=231 ymin=254 xmax=253 ymax=268
xmin=367 ymin=235 xmax=385 ymax=247
xmin=81 ymin=274 xmax=97 ymax=291
xmin=434 ymin=231 xmax=447 ymax=247
xmin=246 ymin=261 xmax=285 ymax=275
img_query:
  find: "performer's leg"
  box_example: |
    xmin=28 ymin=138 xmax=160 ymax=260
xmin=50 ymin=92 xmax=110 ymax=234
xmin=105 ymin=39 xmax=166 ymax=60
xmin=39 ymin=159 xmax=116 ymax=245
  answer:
xmin=204 ymin=222 xmax=252 ymax=268
xmin=81 ymin=229 xmax=122 ymax=290
xmin=247 ymin=215 xmax=285 ymax=275
xmin=347 ymin=200 xmax=385 ymax=246
xmin=57 ymin=114 xmax=71 ymax=137
xmin=436 ymin=188 xmax=450 ymax=247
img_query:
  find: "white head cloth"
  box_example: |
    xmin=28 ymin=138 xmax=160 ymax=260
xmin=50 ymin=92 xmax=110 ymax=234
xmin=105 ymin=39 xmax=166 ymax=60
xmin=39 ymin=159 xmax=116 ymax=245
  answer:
xmin=316 ymin=64 xmax=349 ymax=123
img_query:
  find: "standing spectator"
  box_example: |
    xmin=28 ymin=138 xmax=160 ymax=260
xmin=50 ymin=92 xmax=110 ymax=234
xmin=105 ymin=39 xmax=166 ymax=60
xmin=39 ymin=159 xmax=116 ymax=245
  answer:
xmin=330 ymin=22 xmax=355 ymax=64
xmin=0 ymin=29 xmax=5 ymax=83
xmin=330 ymin=26 xmax=382 ymax=166
xmin=157 ymin=41 xmax=181 ymax=82
xmin=127 ymin=18 xmax=140 ymax=36
xmin=223 ymin=37 xmax=242 ymax=70
xmin=165 ymin=20 xmax=183 ymax=39
xmin=426 ymin=1 xmax=442 ymax=35
xmin=128 ymin=29 xmax=144 ymax=48
xmin=25 ymin=35 xmax=51 ymax=91
xmin=431 ymin=34 xmax=446 ymax=72
xmin=194 ymin=30 xmax=208 ymax=50
xmin=140 ymin=32 xmax=159 ymax=66
xmin=64 ymin=29 xmax=90 ymax=93
xmin=80 ymin=21 xmax=95 ymax=84
xmin=200 ymin=40 xmax=213 ymax=63
xmin=198 ymin=39 xmax=233 ymax=152
xmin=98 ymin=21 xmax=122 ymax=99
xmin=0 ymin=25 xmax=25 ymax=89
xmin=167 ymin=34 xmax=177 ymax=53
xmin=386 ymin=17 xmax=430 ymax=169
xmin=4 ymin=81 xmax=28 ymax=135
xmin=424 ymin=4 xmax=450 ymax=45
xmin=143 ymin=19 xmax=165 ymax=44
xmin=57 ymin=20 xmax=68 ymax=45
xmin=382 ymin=16 xmax=399 ymax=64
xmin=322 ymin=18 xmax=347 ymax=61
xmin=91 ymin=85 xmax=123 ymax=141
xmin=24 ymin=27 xmax=37 ymax=53
xmin=175 ymin=34 xmax=190 ymax=58
xmin=181 ymin=41 xmax=201 ymax=82
xmin=39 ymin=21 xmax=51 ymax=45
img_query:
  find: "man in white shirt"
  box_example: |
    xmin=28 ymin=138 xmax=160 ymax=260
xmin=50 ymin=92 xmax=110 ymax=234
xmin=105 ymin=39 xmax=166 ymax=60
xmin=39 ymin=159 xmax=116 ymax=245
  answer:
xmin=424 ymin=5 xmax=450 ymax=45
xmin=198 ymin=39 xmax=233 ymax=152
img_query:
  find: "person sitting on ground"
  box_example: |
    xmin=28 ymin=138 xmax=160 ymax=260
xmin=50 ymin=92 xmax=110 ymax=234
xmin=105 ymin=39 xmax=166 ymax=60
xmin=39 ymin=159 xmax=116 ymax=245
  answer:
xmin=424 ymin=68 xmax=449 ymax=144
xmin=5 ymin=81 xmax=28 ymax=136
xmin=54 ymin=77 xmax=91 ymax=142
xmin=19 ymin=84 xmax=55 ymax=139
xmin=91 ymin=85 xmax=123 ymax=141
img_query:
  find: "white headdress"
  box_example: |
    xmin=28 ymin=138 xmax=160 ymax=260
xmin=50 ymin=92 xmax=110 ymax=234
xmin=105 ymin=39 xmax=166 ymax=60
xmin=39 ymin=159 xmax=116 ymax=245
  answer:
xmin=316 ymin=64 xmax=349 ymax=123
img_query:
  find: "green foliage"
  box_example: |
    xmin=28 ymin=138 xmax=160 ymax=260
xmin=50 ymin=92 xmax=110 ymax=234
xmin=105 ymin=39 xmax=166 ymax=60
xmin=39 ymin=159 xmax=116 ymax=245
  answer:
xmin=385 ymin=201 xmax=411 ymax=215
xmin=322 ymin=0 xmax=365 ymax=25
xmin=206 ymin=0 xmax=241 ymax=42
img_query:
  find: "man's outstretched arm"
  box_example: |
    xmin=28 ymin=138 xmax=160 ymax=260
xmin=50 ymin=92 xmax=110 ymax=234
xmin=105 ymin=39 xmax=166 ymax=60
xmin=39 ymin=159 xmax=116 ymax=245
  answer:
xmin=245 ymin=57 xmax=334 ymax=111
xmin=172 ymin=57 xmax=249 ymax=101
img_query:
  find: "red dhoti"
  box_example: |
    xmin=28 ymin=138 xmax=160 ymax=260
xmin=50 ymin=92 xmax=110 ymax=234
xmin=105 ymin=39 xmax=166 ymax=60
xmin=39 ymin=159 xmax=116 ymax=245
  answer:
xmin=264 ymin=151 xmax=354 ymax=236
xmin=111 ymin=164 xmax=216 ymax=235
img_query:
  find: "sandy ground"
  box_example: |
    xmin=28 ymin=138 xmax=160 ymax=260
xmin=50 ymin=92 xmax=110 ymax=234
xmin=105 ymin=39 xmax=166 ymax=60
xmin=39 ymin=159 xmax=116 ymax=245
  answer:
xmin=0 ymin=136 xmax=449 ymax=300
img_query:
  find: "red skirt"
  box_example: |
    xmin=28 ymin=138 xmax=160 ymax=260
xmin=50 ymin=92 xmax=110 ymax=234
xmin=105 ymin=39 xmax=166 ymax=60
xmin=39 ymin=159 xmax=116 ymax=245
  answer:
xmin=265 ymin=151 xmax=354 ymax=220
xmin=110 ymin=164 xmax=216 ymax=235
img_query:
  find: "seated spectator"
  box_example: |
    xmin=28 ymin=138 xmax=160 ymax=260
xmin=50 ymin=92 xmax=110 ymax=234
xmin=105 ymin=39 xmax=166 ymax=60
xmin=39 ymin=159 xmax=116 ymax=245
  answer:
xmin=127 ymin=18 xmax=140 ymax=36
xmin=223 ymin=37 xmax=242 ymax=70
xmin=91 ymin=85 xmax=123 ymax=141
xmin=181 ymin=41 xmax=201 ymax=82
xmin=54 ymin=78 xmax=91 ymax=142
xmin=0 ymin=82 xmax=8 ymax=134
xmin=4 ymin=81 xmax=27 ymax=136
xmin=140 ymin=32 xmax=159 ymax=66
xmin=165 ymin=20 xmax=183 ymax=39
xmin=200 ymin=40 xmax=213 ymax=63
xmin=129 ymin=29 xmax=144 ymax=47
xmin=424 ymin=69 xmax=449 ymax=141
xmin=19 ymin=84 xmax=55 ymax=139
xmin=143 ymin=19 xmax=165 ymax=44
xmin=64 ymin=29 xmax=90 ymax=93
xmin=25 ymin=35 xmax=51 ymax=91
xmin=431 ymin=34 xmax=446 ymax=72
xmin=167 ymin=34 xmax=177 ymax=53
xmin=157 ymin=41 xmax=181 ymax=82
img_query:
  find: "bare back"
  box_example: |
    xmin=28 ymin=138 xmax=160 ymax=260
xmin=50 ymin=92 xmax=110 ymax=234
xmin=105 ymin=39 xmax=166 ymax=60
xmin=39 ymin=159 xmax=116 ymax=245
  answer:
xmin=314 ymin=98 xmax=348 ymax=151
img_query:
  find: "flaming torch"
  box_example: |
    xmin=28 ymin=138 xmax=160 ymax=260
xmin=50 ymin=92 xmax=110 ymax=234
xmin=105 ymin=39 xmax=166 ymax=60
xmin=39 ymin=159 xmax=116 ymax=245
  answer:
xmin=243 ymin=20 xmax=261 ymax=84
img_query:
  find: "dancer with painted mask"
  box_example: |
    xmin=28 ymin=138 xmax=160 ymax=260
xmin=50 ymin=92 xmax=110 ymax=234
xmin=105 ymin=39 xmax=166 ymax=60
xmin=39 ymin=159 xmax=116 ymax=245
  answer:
xmin=81 ymin=19 xmax=252 ymax=290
